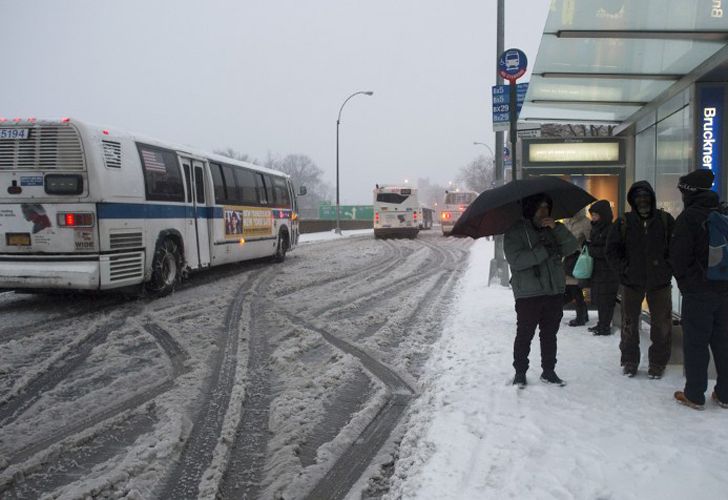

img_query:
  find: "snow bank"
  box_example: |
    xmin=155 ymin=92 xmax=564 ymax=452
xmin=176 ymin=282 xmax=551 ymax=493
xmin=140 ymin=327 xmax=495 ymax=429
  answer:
xmin=298 ymin=229 xmax=372 ymax=243
xmin=387 ymin=238 xmax=728 ymax=500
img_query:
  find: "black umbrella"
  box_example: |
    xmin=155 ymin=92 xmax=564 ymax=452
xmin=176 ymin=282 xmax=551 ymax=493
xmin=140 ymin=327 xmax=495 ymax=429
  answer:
xmin=451 ymin=177 xmax=597 ymax=238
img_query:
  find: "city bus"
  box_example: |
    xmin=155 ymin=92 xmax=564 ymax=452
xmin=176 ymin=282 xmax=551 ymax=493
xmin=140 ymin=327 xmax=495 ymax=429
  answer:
xmin=373 ymin=184 xmax=419 ymax=239
xmin=0 ymin=118 xmax=300 ymax=296
xmin=440 ymin=190 xmax=478 ymax=235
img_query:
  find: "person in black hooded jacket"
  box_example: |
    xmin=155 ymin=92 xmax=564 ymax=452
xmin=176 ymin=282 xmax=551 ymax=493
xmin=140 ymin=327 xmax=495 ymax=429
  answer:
xmin=587 ymin=200 xmax=619 ymax=336
xmin=606 ymin=180 xmax=675 ymax=378
xmin=669 ymin=169 xmax=728 ymax=410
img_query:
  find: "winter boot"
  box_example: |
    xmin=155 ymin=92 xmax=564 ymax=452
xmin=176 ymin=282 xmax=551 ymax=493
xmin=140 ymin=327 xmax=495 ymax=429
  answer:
xmin=622 ymin=364 xmax=638 ymax=377
xmin=513 ymin=372 xmax=527 ymax=389
xmin=593 ymin=325 xmax=613 ymax=336
xmin=588 ymin=325 xmax=600 ymax=333
xmin=674 ymin=391 xmax=704 ymax=411
xmin=712 ymin=391 xmax=728 ymax=409
xmin=648 ymin=366 xmax=665 ymax=379
xmin=540 ymin=370 xmax=566 ymax=386
xmin=568 ymin=304 xmax=588 ymax=327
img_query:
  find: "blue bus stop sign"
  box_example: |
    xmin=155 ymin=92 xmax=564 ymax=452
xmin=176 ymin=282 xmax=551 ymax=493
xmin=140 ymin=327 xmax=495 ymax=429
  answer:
xmin=498 ymin=48 xmax=528 ymax=82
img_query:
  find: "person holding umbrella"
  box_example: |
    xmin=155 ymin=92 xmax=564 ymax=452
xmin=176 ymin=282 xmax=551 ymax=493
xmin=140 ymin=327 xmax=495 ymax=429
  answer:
xmin=504 ymin=193 xmax=578 ymax=387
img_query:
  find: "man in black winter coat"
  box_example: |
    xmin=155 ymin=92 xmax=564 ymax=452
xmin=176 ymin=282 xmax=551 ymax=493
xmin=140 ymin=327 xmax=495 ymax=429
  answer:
xmin=606 ymin=181 xmax=675 ymax=378
xmin=587 ymin=200 xmax=620 ymax=336
xmin=669 ymin=169 xmax=728 ymax=410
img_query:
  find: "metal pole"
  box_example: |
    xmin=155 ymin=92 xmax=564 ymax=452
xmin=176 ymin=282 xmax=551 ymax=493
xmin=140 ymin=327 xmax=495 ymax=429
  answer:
xmin=489 ymin=0 xmax=510 ymax=287
xmin=495 ymin=0 xmax=504 ymax=187
xmin=335 ymin=90 xmax=373 ymax=235
xmin=509 ymin=79 xmax=518 ymax=182
xmin=336 ymin=118 xmax=341 ymax=234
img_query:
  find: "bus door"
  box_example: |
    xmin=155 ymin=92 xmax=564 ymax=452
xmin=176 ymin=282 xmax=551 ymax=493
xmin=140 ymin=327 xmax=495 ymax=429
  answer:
xmin=180 ymin=157 xmax=211 ymax=269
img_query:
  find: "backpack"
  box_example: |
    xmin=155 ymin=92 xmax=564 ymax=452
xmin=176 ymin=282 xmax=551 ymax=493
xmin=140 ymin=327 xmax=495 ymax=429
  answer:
xmin=707 ymin=207 xmax=728 ymax=280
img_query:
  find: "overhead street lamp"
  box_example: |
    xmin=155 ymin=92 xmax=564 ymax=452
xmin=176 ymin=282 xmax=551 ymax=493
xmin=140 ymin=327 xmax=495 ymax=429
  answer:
xmin=473 ymin=141 xmax=495 ymax=157
xmin=336 ymin=90 xmax=374 ymax=235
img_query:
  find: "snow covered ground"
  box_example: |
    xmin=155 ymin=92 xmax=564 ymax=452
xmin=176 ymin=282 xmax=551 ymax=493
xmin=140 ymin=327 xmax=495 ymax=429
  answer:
xmin=299 ymin=228 xmax=373 ymax=243
xmin=387 ymin=238 xmax=728 ymax=500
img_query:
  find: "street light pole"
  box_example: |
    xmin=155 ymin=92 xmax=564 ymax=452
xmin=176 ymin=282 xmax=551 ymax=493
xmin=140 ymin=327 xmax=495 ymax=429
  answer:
xmin=489 ymin=0 xmax=510 ymax=287
xmin=336 ymin=90 xmax=374 ymax=235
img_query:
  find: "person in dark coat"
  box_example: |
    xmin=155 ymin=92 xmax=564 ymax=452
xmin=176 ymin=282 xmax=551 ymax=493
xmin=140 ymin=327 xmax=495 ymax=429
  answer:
xmin=587 ymin=200 xmax=620 ymax=336
xmin=606 ymin=181 xmax=675 ymax=378
xmin=504 ymin=193 xmax=578 ymax=387
xmin=669 ymin=169 xmax=728 ymax=410
xmin=563 ymin=209 xmax=591 ymax=327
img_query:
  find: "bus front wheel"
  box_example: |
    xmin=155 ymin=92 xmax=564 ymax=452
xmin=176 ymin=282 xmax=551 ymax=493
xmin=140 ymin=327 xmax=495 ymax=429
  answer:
xmin=273 ymin=231 xmax=289 ymax=263
xmin=146 ymin=238 xmax=181 ymax=296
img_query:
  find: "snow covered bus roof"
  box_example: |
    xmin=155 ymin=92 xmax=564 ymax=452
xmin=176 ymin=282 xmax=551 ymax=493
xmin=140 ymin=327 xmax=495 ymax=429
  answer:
xmin=7 ymin=117 xmax=291 ymax=179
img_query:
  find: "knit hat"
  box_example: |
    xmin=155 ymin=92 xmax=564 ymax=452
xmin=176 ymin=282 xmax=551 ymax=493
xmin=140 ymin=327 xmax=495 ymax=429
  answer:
xmin=521 ymin=193 xmax=553 ymax=219
xmin=678 ymin=169 xmax=714 ymax=192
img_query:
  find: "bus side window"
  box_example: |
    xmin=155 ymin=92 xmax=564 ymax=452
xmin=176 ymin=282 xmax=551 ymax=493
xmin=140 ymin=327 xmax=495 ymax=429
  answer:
xmin=255 ymin=174 xmax=268 ymax=205
xmin=221 ymin=165 xmax=241 ymax=204
xmin=183 ymin=164 xmax=192 ymax=203
xmin=273 ymin=177 xmax=290 ymax=208
xmin=137 ymin=144 xmax=185 ymax=202
xmin=194 ymin=166 xmax=205 ymax=204
xmin=235 ymin=168 xmax=258 ymax=205
xmin=287 ymin=179 xmax=297 ymax=211
xmin=209 ymin=162 xmax=226 ymax=203
xmin=263 ymin=175 xmax=275 ymax=206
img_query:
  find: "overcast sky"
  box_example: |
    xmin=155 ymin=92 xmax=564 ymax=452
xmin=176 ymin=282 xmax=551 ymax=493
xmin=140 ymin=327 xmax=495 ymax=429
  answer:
xmin=1 ymin=0 xmax=550 ymax=204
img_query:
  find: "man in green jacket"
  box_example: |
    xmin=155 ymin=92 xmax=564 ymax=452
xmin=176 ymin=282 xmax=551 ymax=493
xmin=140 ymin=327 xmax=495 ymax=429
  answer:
xmin=504 ymin=193 xmax=578 ymax=387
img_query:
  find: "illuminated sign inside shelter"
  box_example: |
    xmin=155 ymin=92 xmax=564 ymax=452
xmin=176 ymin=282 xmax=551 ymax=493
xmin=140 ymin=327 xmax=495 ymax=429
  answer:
xmin=527 ymin=142 xmax=621 ymax=163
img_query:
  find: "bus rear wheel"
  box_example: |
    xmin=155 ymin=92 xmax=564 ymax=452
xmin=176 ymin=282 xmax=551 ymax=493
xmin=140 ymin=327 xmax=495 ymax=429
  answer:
xmin=146 ymin=238 xmax=181 ymax=296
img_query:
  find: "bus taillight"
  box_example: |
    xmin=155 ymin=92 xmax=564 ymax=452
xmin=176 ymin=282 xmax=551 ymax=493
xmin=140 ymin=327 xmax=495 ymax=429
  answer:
xmin=441 ymin=212 xmax=451 ymax=221
xmin=375 ymin=212 xmax=380 ymax=223
xmin=57 ymin=212 xmax=95 ymax=227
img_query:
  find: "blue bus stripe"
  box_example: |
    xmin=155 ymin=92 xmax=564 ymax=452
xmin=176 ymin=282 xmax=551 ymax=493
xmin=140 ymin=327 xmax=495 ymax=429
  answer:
xmin=97 ymin=203 xmax=223 ymax=219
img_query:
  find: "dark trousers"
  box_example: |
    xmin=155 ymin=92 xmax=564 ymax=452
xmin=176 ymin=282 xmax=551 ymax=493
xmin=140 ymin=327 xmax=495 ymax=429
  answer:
xmin=564 ymin=284 xmax=588 ymax=322
xmin=620 ymin=285 xmax=672 ymax=368
xmin=592 ymin=281 xmax=619 ymax=329
xmin=681 ymin=292 xmax=728 ymax=405
xmin=514 ymin=294 xmax=563 ymax=373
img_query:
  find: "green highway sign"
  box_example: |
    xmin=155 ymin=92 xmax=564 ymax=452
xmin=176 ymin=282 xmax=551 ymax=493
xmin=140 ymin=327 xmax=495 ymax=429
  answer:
xmin=319 ymin=204 xmax=374 ymax=220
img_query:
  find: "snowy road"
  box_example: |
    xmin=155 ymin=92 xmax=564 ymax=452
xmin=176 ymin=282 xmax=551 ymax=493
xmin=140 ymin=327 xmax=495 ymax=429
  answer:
xmin=0 ymin=230 xmax=471 ymax=499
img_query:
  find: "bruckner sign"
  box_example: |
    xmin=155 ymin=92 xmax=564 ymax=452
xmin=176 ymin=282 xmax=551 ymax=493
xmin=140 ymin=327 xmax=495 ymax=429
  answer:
xmin=696 ymin=83 xmax=724 ymax=193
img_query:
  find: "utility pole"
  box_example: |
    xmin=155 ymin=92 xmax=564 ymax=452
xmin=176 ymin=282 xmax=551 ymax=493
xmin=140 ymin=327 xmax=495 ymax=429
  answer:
xmin=489 ymin=0 xmax=510 ymax=287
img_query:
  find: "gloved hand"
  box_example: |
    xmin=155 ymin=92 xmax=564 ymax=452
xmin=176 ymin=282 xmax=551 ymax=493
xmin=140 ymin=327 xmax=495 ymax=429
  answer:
xmin=539 ymin=229 xmax=560 ymax=257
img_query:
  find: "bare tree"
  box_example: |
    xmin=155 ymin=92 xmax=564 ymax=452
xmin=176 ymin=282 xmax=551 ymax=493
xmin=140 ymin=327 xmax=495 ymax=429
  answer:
xmin=456 ymin=154 xmax=495 ymax=193
xmin=266 ymin=154 xmax=334 ymax=219
xmin=417 ymin=177 xmax=448 ymax=208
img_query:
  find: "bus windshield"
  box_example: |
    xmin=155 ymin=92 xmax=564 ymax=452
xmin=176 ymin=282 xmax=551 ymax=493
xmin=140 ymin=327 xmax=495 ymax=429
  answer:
xmin=445 ymin=192 xmax=477 ymax=205
xmin=376 ymin=192 xmax=410 ymax=204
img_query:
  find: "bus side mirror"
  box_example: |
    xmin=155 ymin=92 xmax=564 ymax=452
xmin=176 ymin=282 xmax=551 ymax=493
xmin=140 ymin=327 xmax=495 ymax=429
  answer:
xmin=298 ymin=186 xmax=308 ymax=196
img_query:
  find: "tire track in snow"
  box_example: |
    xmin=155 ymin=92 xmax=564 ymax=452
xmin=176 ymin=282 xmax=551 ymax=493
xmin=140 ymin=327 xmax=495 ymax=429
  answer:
xmin=0 ymin=298 xmax=128 ymax=344
xmin=273 ymin=239 xmax=400 ymax=299
xmin=1 ymin=320 xmax=190 ymax=473
xmin=217 ymin=280 xmax=274 ymax=500
xmin=0 ymin=314 xmax=128 ymax=427
xmin=160 ymin=270 xmax=266 ymax=499
xmin=280 ymin=312 xmax=415 ymax=500
xmin=312 ymin=240 xmax=450 ymax=319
